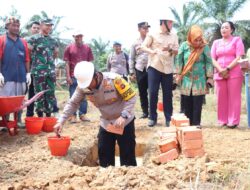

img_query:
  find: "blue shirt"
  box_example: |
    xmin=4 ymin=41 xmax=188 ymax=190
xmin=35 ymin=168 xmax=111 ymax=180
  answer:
xmin=2 ymin=35 xmax=27 ymax=82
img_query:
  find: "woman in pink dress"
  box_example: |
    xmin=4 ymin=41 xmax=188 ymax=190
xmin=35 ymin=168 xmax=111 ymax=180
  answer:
xmin=211 ymin=21 xmax=245 ymax=128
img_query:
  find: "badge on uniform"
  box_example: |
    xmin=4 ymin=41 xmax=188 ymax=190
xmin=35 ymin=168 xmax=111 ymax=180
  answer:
xmin=114 ymin=77 xmax=136 ymax=100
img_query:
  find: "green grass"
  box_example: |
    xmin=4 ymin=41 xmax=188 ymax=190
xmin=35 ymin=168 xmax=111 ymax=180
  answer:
xmin=55 ymin=86 xmax=249 ymax=128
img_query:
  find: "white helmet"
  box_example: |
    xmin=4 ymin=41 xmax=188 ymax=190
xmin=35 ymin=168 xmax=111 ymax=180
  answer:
xmin=74 ymin=61 xmax=95 ymax=89
xmin=160 ymin=12 xmax=176 ymax=22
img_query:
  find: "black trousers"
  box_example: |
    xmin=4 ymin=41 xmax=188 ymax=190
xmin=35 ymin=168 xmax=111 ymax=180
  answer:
xmin=98 ymin=118 xmax=137 ymax=167
xmin=182 ymin=94 xmax=204 ymax=125
xmin=135 ymin=68 xmax=148 ymax=115
xmin=26 ymin=76 xmax=35 ymax=117
xmin=148 ymin=67 xmax=173 ymax=122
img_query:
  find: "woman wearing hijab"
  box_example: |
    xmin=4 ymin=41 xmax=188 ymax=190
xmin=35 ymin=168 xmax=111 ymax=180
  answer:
xmin=211 ymin=21 xmax=245 ymax=129
xmin=175 ymin=25 xmax=213 ymax=127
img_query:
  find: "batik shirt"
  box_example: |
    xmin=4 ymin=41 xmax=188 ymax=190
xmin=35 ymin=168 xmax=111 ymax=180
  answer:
xmin=175 ymin=42 xmax=213 ymax=96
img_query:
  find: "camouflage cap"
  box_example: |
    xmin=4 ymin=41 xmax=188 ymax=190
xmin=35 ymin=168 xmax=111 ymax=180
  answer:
xmin=5 ymin=17 xmax=20 ymax=29
xmin=41 ymin=18 xmax=54 ymax=25
xmin=138 ymin=22 xmax=150 ymax=28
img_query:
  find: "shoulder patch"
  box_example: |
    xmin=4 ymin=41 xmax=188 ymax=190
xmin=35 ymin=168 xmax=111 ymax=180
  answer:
xmin=114 ymin=77 xmax=136 ymax=101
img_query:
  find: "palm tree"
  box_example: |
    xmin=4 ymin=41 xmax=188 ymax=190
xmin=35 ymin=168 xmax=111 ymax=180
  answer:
xmin=170 ymin=3 xmax=204 ymax=44
xmin=89 ymin=37 xmax=110 ymax=71
xmin=188 ymin=0 xmax=250 ymax=48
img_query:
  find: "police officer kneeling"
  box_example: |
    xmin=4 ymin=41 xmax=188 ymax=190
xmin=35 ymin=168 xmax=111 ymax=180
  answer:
xmin=54 ymin=61 xmax=137 ymax=167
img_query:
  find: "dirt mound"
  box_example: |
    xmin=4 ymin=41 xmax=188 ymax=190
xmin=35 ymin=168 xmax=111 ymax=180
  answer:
xmin=0 ymin=94 xmax=250 ymax=189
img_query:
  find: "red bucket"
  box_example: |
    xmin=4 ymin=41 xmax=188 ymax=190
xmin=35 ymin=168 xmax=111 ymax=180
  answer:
xmin=48 ymin=136 xmax=70 ymax=156
xmin=157 ymin=102 xmax=163 ymax=111
xmin=25 ymin=117 xmax=44 ymax=134
xmin=43 ymin=117 xmax=57 ymax=132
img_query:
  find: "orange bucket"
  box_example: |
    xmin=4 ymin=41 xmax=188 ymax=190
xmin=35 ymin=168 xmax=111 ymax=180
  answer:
xmin=48 ymin=136 xmax=70 ymax=156
xmin=157 ymin=102 xmax=164 ymax=111
xmin=25 ymin=117 xmax=44 ymax=134
xmin=43 ymin=117 xmax=57 ymax=132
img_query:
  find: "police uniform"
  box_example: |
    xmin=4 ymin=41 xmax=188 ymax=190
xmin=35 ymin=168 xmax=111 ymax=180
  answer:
xmin=58 ymin=72 xmax=137 ymax=167
xmin=107 ymin=42 xmax=129 ymax=76
xmin=129 ymin=22 xmax=150 ymax=117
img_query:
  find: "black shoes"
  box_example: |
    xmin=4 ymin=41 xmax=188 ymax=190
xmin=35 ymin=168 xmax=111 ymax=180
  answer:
xmin=165 ymin=121 xmax=170 ymax=127
xmin=148 ymin=120 xmax=157 ymax=127
xmin=140 ymin=113 xmax=148 ymax=119
xmin=227 ymin=125 xmax=237 ymax=129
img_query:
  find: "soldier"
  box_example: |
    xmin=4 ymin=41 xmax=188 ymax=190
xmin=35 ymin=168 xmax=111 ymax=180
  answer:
xmin=107 ymin=41 xmax=129 ymax=78
xmin=129 ymin=22 xmax=150 ymax=119
xmin=27 ymin=18 xmax=59 ymax=117
xmin=54 ymin=61 xmax=137 ymax=167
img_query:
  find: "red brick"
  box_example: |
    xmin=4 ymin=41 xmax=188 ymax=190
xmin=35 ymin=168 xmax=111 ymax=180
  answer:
xmin=176 ymin=126 xmax=189 ymax=144
xmin=171 ymin=118 xmax=176 ymax=126
xmin=159 ymin=138 xmax=178 ymax=153
xmin=163 ymin=126 xmax=177 ymax=133
xmin=183 ymin=148 xmax=205 ymax=158
xmin=160 ymin=133 xmax=177 ymax=141
xmin=175 ymin=119 xmax=190 ymax=127
xmin=158 ymin=148 xmax=179 ymax=164
xmin=176 ymin=126 xmax=201 ymax=144
xmin=177 ymin=130 xmax=182 ymax=145
xmin=181 ymin=139 xmax=203 ymax=150
xmin=106 ymin=124 xmax=124 ymax=135
xmin=182 ymin=127 xmax=203 ymax=141
xmin=171 ymin=114 xmax=190 ymax=127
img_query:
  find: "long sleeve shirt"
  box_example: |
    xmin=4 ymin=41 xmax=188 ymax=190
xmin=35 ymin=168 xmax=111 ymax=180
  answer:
xmin=211 ymin=36 xmax=245 ymax=80
xmin=175 ymin=42 xmax=213 ymax=96
xmin=58 ymin=72 xmax=136 ymax=129
xmin=141 ymin=31 xmax=179 ymax=74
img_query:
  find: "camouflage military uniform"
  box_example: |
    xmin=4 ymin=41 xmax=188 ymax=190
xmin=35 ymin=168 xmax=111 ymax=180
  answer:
xmin=28 ymin=34 xmax=58 ymax=115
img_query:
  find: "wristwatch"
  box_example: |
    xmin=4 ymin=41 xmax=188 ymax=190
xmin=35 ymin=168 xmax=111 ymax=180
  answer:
xmin=121 ymin=112 xmax=128 ymax=119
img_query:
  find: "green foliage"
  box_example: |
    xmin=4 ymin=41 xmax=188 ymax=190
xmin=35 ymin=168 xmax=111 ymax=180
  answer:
xmin=89 ymin=37 xmax=111 ymax=71
xmin=0 ymin=6 xmax=20 ymax=35
xmin=0 ymin=7 xmax=71 ymax=59
xmin=187 ymin=0 xmax=250 ymax=48
xmin=170 ymin=3 xmax=204 ymax=44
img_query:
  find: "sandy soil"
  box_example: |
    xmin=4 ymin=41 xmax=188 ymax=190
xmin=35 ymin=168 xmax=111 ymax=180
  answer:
xmin=0 ymin=94 xmax=250 ymax=190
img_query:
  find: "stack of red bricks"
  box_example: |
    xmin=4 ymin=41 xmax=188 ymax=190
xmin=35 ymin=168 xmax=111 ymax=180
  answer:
xmin=154 ymin=113 xmax=205 ymax=164
xmin=155 ymin=127 xmax=179 ymax=164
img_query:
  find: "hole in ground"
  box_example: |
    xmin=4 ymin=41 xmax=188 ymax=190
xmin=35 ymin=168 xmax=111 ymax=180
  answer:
xmin=115 ymin=143 xmax=146 ymax=166
xmin=78 ymin=142 xmax=147 ymax=167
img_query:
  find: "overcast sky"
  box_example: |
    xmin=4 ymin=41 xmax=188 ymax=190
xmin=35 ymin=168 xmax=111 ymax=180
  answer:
xmin=1 ymin=0 xmax=250 ymax=48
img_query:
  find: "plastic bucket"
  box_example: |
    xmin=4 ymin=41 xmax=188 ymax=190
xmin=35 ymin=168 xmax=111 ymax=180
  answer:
xmin=25 ymin=117 xmax=44 ymax=134
xmin=43 ymin=117 xmax=57 ymax=132
xmin=157 ymin=102 xmax=163 ymax=111
xmin=48 ymin=136 xmax=70 ymax=156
